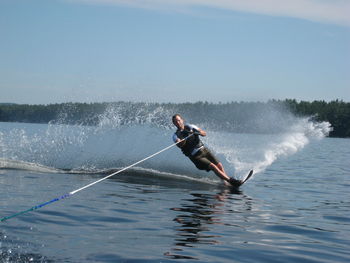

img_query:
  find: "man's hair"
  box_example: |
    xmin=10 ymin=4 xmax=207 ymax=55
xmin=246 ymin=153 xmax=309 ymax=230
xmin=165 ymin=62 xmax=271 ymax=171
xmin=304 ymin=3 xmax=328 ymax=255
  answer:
xmin=172 ymin=114 xmax=183 ymax=122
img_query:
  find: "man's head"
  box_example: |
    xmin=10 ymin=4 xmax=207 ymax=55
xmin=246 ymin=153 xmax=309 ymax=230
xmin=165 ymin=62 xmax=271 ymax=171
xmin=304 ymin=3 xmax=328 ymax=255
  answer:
xmin=172 ymin=114 xmax=185 ymax=130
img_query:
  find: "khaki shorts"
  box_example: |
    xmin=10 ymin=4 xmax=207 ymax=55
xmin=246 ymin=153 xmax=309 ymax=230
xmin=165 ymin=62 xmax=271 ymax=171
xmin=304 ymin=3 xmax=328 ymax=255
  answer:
xmin=189 ymin=147 xmax=219 ymax=172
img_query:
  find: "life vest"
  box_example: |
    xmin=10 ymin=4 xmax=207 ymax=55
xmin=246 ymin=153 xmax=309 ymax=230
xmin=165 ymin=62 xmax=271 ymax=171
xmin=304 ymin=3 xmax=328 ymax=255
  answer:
xmin=175 ymin=125 xmax=203 ymax=156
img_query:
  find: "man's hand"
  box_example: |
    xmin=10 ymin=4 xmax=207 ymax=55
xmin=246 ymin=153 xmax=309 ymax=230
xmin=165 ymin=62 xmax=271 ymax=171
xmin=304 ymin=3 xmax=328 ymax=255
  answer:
xmin=176 ymin=138 xmax=186 ymax=148
xmin=192 ymin=129 xmax=201 ymax=136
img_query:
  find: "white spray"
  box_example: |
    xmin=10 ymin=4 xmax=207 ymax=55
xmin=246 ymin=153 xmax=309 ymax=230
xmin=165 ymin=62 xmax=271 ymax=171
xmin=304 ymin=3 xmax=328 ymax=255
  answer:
xmin=208 ymin=117 xmax=332 ymax=178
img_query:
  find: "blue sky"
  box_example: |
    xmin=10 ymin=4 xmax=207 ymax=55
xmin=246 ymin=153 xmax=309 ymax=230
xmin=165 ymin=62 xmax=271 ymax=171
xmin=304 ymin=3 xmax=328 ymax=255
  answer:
xmin=1 ymin=0 xmax=349 ymax=104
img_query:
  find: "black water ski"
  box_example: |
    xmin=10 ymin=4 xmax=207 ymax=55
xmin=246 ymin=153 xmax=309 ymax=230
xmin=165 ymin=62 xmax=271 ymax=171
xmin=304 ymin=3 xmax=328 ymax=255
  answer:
xmin=229 ymin=170 xmax=253 ymax=188
xmin=242 ymin=169 xmax=254 ymax=184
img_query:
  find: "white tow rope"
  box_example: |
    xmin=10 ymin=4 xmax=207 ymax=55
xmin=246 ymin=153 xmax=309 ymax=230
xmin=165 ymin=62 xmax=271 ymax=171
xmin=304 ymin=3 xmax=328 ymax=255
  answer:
xmin=1 ymin=134 xmax=193 ymax=222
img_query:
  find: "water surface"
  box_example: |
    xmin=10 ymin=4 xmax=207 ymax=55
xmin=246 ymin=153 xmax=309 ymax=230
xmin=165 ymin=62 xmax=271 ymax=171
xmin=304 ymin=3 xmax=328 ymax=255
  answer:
xmin=1 ymin=122 xmax=349 ymax=262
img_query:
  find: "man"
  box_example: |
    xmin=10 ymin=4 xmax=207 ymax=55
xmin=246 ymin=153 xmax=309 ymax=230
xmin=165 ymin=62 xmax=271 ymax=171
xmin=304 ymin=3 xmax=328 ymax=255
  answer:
xmin=172 ymin=114 xmax=243 ymax=187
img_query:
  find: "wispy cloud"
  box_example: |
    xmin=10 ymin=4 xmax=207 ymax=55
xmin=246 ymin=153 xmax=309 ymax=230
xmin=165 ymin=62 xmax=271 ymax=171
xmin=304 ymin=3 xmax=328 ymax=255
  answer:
xmin=68 ymin=0 xmax=350 ymax=27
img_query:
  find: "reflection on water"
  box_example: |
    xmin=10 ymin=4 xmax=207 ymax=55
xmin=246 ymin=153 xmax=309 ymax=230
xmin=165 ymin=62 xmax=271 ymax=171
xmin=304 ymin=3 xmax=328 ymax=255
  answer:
xmin=165 ymin=188 xmax=251 ymax=260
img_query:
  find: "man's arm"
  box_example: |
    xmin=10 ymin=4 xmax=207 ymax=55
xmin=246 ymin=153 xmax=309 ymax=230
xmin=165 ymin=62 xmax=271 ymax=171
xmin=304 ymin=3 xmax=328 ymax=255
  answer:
xmin=189 ymin=124 xmax=206 ymax=137
xmin=173 ymin=133 xmax=186 ymax=148
xmin=194 ymin=127 xmax=206 ymax=137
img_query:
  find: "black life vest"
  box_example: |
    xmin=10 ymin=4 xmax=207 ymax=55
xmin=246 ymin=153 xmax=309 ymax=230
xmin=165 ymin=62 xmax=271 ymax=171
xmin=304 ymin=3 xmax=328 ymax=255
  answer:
xmin=175 ymin=125 xmax=203 ymax=156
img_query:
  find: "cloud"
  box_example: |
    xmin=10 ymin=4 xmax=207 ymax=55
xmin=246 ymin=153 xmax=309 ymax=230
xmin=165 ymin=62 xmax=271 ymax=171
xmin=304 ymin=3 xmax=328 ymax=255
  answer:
xmin=69 ymin=0 xmax=350 ymax=27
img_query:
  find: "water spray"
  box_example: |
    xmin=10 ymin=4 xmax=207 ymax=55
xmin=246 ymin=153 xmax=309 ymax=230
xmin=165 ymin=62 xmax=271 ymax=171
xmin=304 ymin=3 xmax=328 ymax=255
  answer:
xmin=1 ymin=134 xmax=193 ymax=222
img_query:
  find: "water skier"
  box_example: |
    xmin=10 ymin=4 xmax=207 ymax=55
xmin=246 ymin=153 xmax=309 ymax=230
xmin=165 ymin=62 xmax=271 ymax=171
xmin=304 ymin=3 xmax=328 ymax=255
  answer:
xmin=172 ymin=114 xmax=248 ymax=187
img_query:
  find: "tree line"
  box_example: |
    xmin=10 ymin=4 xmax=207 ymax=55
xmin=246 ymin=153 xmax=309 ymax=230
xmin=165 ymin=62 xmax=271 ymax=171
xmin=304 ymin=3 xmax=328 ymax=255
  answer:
xmin=0 ymin=100 xmax=349 ymax=137
xmin=283 ymin=99 xmax=349 ymax=137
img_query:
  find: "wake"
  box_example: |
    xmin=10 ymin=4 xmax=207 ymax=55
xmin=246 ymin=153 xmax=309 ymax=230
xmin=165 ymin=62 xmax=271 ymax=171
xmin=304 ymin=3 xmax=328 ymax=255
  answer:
xmin=0 ymin=158 xmax=219 ymax=188
xmin=209 ymin=117 xmax=332 ymax=177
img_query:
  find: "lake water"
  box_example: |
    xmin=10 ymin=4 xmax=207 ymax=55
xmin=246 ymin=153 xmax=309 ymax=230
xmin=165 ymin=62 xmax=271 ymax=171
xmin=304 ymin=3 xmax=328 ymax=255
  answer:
xmin=0 ymin=121 xmax=349 ymax=263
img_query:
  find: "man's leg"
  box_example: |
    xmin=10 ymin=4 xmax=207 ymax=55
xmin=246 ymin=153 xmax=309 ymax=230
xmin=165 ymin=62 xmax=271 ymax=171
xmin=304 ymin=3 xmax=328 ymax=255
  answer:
xmin=209 ymin=162 xmax=243 ymax=186
xmin=204 ymin=149 xmax=229 ymax=180
xmin=216 ymin=162 xmax=226 ymax=174
xmin=209 ymin=163 xmax=230 ymax=182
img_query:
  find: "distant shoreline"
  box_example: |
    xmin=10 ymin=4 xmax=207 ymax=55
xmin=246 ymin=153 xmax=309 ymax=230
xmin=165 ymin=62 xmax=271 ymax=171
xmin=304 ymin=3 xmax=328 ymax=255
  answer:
xmin=0 ymin=100 xmax=349 ymax=138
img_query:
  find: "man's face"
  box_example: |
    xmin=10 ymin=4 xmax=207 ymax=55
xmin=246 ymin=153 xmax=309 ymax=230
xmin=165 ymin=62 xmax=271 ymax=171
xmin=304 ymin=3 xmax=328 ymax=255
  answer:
xmin=173 ymin=115 xmax=184 ymax=130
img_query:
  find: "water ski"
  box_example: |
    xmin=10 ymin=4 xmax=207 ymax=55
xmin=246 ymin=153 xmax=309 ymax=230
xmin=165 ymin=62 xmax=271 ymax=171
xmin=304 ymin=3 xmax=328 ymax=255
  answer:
xmin=229 ymin=170 xmax=253 ymax=188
